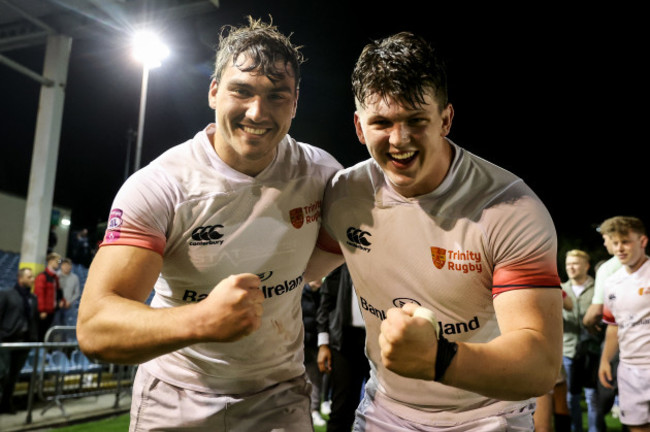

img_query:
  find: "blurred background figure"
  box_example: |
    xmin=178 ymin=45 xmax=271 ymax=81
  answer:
xmin=0 ymin=268 xmax=39 ymax=414
xmin=562 ymin=249 xmax=603 ymax=432
xmin=317 ymin=264 xmax=369 ymax=432
xmin=302 ymin=278 xmax=326 ymax=427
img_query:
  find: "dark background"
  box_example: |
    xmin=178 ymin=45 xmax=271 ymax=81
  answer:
xmin=1 ymin=2 xmax=647 ymax=274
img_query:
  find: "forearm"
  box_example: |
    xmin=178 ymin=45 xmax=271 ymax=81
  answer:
xmin=77 ymin=294 xmax=201 ymax=364
xmin=443 ymin=328 xmax=560 ymax=400
xmin=600 ymin=325 xmax=619 ymax=365
xmin=77 ymin=245 xmax=199 ymax=364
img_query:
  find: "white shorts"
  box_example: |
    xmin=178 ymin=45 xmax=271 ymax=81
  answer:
xmin=617 ymin=362 xmax=650 ymax=426
xmin=130 ymin=368 xmax=312 ymax=431
xmin=353 ymin=390 xmax=535 ymax=432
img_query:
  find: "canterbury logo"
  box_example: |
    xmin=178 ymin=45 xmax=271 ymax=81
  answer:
xmin=346 ymin=227 xmax=372 ymax=252
xmin=191 ymin=225 xmax=224 ymax=241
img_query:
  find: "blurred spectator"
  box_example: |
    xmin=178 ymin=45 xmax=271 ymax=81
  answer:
xmin=47 ymin=224 xmax=57 ymax=254
xmin=70 ymin=228 xmax=92 ymax=267
xmin=33 ymin=252 xmax=63 ymax=341
xmin=302 ymin=279 xmax=326 ymax=427
xmin=0 ymin=268 xmax=38 ymax=414
xmin=562 ymin=249 xmax=602 ymax=432
xmin=316 ymin=264 xmax=369 ymax=432
xmin=53 ymin=258 xmax=80 ymax=329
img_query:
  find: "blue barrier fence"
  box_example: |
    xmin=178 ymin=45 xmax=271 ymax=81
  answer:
xmin=1 ymin=326 xmax=135 ymax=425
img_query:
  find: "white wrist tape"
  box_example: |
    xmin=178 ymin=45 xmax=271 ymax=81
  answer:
xmin=413 ymin=306 xmax=440 ymax=338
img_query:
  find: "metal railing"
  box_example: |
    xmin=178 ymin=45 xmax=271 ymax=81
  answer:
xmin=0 ymin=326 xmax=136 ymax=425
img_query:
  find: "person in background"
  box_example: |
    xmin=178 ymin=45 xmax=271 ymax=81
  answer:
xmin=33 ymin=252 xmax=63 ymax=341
xmin=317 ymin=264 xmax=369 ymax=432
xmin=0 ymin=268 xmax=39 ymax=414
xmin=599 ymin=216 xmax=650 ymax=432
xmin=562 ymin=249 xmax=602 ymax=432
xmin=302 ymin=279 xmax=327 ymax=427
xmin=54 ymin=258 xmax=80 ymax=328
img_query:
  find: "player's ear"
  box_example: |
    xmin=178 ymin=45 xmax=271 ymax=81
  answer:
xmin=208 ymin=79 xmax=218 ymax=109
xmin=441 ymin=104 xmax=454 ymax=137
xmin=291 ymin=89 xmax=299 ymax=119
xmin=354 ymin=112 xmax=366 ymax=145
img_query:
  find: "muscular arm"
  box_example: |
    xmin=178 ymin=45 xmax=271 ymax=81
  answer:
xmin=77 ymin=245 xmax=263 ymax=364
xmin=445 ymin=288 xmax=563 ymax=400
xmin=380 ymin=288 xmax=562 ymax=401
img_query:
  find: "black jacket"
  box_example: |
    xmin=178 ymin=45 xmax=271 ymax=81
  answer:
xmin=0 ymin=284 xmax=39 ymax=343
xmin=301 ymin=282 xmax=321 ymax=348
xmin=316 ymin=264 xmax=357 ymax=351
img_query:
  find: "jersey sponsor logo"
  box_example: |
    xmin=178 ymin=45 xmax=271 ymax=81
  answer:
xmin=638 ymin=287 xmax=650 ymax=296
xmin=392 ymin=298 xmax=421 ymax=308
xmin=261 ymin=273 xmax=304 ymax=299
xmin=440 ymin=316 xmax=481 ymax=335
xmin=182 ymin=289 xmax=209 ymax=302
xmin=289 ymin=200 xmax=322 ymax=229
xmin=257 ymin=271 xmax=273 ymax=282
xmin=359 ymin=296 xmax=386 ymax=320
xmin=391 ymin=296 xmax=482 ymax=335
xmin=346 ymin=227 xmax=372 ymax=252
xmin=430 ymin=246 xmax=483 ymax=274
xmin=104 ymin=208 xmax=123 ymax=243
xmin=189 ymin=225 xmax=224 ymax=246
xmin=181 ymin=272 xmax=303 ymax=303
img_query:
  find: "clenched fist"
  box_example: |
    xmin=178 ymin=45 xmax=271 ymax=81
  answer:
xmin=378 ymin=303 xmax=438 ymax=380
xmin=193 ymin=273 xmax=264 ymax=343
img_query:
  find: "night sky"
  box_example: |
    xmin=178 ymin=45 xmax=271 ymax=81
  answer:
xmin=1 ymin=2 xmax=647 ymax=267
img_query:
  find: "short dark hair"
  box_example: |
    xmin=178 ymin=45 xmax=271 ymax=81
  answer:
xmin=352 ymin=32 xmax=448 ymax=111
xmin=212 ymin=16 xmax=305 ymax=91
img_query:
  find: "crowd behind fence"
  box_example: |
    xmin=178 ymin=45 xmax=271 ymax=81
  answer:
xmin=1 ymin=326 xmax=136 ymax=425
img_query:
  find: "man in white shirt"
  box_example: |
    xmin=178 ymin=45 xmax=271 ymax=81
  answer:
xmin=307 ymin=32 xmax=562 ymax=430
xmin=599 ymin=216 xmax=650 ymax=431
xmin=77 ymin=17 xmax=341 ymax=431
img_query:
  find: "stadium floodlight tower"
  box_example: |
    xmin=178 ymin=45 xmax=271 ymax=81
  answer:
xmin=132 ymin=30 xmax=169 ymax=171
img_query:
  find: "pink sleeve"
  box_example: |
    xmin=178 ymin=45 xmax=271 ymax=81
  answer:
xmin=488 ymin=194 xmax=561 ymax=297
xmin=99 ymin=169 xmax=173 ymax=256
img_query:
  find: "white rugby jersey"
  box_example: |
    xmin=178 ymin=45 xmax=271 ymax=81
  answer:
xmin=101 ymin=124 xmax=341 ymax=394
xmin=602 ymin=259 xmax=650 ymax=367
xmin=321 ymin=140 xmax=561 ymax=424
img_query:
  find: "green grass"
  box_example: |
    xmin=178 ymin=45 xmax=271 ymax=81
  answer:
xmin=50 ymin=402 xmax=622 ymax=431
xmin=51 ymin=413 xmax=327 ymax=431
xmin=52 ymin=414 xmax=130 ymax=431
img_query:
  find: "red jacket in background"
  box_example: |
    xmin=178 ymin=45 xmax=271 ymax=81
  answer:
xmin=33 ymin=268 xmax=61 ymax=314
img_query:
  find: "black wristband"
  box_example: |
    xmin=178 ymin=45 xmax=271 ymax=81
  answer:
xmin=434 ymin=336 xmax=458 ymax=382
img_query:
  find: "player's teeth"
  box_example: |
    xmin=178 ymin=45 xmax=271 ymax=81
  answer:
xmin=391 ymin=152 xmax=415 ymax=160
xmin=243 ymin=126 xmax=266 ymax=135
